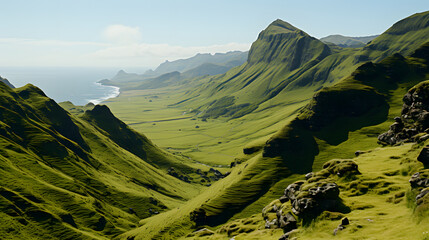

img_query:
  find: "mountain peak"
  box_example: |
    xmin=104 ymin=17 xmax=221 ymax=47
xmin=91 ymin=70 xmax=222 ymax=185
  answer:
xmin=268 ymin=19 xmax=299 ymax=32
xmin=247 ymin=19 xmax=330 ymax=66
xmin=257 ymin=19 xmax=304 ymax=39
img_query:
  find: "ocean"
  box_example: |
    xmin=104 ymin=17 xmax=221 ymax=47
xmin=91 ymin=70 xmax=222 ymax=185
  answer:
xmin=0 ymin=67 xmax=122 ymax=106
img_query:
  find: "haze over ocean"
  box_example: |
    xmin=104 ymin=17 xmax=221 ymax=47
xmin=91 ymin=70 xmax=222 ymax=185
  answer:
xmin=0 ymin=67 xmax=130 ymax=105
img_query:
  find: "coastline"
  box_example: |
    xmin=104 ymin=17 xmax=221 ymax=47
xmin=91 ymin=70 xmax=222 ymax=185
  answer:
xmin=87 ymin=82 xmax=120 ymax=105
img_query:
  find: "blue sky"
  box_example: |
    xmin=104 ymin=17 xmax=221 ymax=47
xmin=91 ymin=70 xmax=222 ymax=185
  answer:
xmin=0 ymin=0 xmax=428 ymax=69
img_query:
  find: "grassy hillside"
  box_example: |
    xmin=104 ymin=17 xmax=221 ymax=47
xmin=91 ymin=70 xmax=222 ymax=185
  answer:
xmin=2 ymin=11 xmax=428 ymax=240
xmin=118 ymin=39 xmax=429 ymax=240
xmin=0 ymin=82 xmax=205 ymax=239
xmin=105 ymin=11 xmax=429 ymax=168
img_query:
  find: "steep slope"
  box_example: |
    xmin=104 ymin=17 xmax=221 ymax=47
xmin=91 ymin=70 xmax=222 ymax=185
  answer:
xmin=102 ymin=11 xmax=429 ymax=180
xmin=247 ymin=20 xmax=331 ymax=67
xmin=320 ymin=34 xmax=378 ymax=48
xmin=173 ymin=11 xmax=429 ymax=121
xmin=0 ymin=82 xmax=202 ymax=239
xmin=360 ymin=11 xmax=429 ymax=62
xmin=119 ymin=40 xmax=429 ymax=240
xmin=173 ymin=19 xmax=332 ymax=120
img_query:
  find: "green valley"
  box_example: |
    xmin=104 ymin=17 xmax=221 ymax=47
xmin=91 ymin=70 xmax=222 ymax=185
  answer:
xmin=1 ymin=7 xmax=429 ymax=240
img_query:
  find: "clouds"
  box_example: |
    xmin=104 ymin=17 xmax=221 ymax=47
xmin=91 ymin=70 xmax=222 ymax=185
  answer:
xmin=103 ymin=24 xmax=142 ymax=45
xmin=0 ymin=24 xmax=250 ymax=68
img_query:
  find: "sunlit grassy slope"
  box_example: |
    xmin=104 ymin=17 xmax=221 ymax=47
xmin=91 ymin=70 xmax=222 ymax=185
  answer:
xmin=106 ymin=11 xmax=429 ymax=168
xmin=0 ymin=82 xmax=205 ymax=239
xmin=119 ymin=41 xmax=429 ymax=240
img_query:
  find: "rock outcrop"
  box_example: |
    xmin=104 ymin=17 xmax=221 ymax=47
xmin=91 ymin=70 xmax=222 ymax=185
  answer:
xmin=409 ymin=170 xmax=429 ymax=211
xmin=378 ymin=81 xmax=429 ymax=145
xmin=262 ymin=159 xmax=357 ymax=239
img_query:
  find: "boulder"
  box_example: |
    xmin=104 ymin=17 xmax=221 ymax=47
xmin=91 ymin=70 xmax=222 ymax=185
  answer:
xmin=416 ymin=188 xmax=429 ymax=202
xmin=291 ymin=198 xmax=317 ymax=216
xmin=333 ymin=217 xmax=349 ymax=236
xmin=418 ymin=134 xmax=429 ymax=142
xmin=308 ymin=183 xmax=340 ymax=199
xmin=409 ymin=171 xmax=429 ymax=188
xmin=265 ymin=218 xmax=278 ymax=229
xmin=305 ymin=172 xmax=314 ymax=180
xmin=379 ymin=81 xmax=429 ymax=145
xmin=284 ymin=181 xmax=304 ymax=201
xmin=277 ymin=211 xmax=297 ymax=232
xmin=417 ymin=146 xmax=429 ymax=166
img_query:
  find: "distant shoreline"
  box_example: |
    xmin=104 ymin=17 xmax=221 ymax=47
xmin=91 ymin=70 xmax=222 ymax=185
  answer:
xmin=88 ymin=82 xmax=120 ymax=105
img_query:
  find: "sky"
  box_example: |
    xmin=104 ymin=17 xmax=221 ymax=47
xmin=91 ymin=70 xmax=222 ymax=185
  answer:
xmin=0 ymin=0 xmax=428 ymax=70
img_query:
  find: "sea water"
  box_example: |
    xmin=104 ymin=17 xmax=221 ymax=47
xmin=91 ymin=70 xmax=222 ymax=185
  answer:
xmin=0 ymin=67 xmax=122 ymax=106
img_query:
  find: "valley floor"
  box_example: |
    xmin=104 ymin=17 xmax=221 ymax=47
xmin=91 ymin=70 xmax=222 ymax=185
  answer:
xmin=105 ymin=86 xmax=306 ymax=167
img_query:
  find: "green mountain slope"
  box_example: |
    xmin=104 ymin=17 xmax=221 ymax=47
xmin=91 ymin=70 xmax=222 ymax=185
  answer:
xmin=160 ymin=11 xmax=426 ymax=125
xmin=118 ymin=40 xmax=429 ymax=240
xmin=0 ymin=82 xmax=202 ymax=239
xmin=360 ymin=11 xmax=429 ymax=62
xmin=102 ymin=11 xmax=429 ymax=169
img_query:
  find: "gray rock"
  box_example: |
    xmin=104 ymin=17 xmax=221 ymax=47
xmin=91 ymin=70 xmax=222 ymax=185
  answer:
xmin=410 ymin=172 xmax=429 ymax=188
xmin=305 ymin=172 xmax=314 ymax=180
xmin=265 ymin=218 xmax=278 ymax=229
xmin=333 ymin=225 xmax=345 ymax=236
xmin=291 ymin=198 xmax=317 ymax=216
xmin=284 ymin=181 xmax=304 ymax=202
xmin=333 ymin=217 xmax=349 ymax=235
xmin=308 ymin=183 xmax=339 ymax=199
xmin=379 ymin=84 xmax=429 ymax=145
xmin=278 ymin=211 xmax=297 ymax=232
xmin=416 ymin=188 xmax=429 ymax=202
xmin=278 ymin=230 xmax=297 ymax=240
xmin=419 ymin=134 xmax=429 ymax=142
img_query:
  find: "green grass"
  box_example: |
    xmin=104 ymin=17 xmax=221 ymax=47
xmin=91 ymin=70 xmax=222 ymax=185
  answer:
xmin=0 ymin=82 xmax=204 ymax=239
xmin=2 ymin=11 xmax=429 ymax=240
xmin=114 ymin=37 xmax=429 ymax=240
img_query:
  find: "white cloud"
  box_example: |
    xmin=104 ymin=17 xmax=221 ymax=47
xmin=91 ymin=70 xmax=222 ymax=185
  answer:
xmin=103 ymin=24 xmax=142 ymax=45
xmin=0 ymin=25 xmax=250 ymax=68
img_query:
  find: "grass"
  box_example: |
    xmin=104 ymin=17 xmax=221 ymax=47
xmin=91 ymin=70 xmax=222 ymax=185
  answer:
xmin=0 ymin=82 xmax=204 ymax=239
xmin=1 ymin=11 xmax=429 ymax=240
xmin=114 ymin=38 xmax=429 ymax=240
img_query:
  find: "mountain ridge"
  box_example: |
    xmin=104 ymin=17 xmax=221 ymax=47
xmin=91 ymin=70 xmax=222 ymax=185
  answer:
xmin=0 ymin=81 xmax=203 ymax=239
